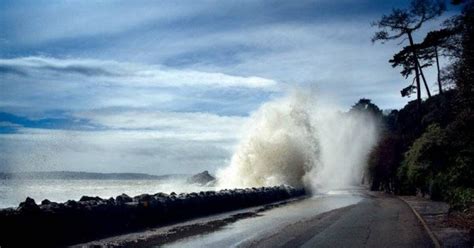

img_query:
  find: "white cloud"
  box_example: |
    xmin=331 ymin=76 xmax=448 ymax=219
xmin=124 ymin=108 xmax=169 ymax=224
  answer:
xmin=0 ymin=56 xmax=279 ymax=116
xmin=78 ymin=19 xmax=420 ymax=109
xmin=75 ymin=110 xmax=248 ymax=140
xmin=0 ymin=56 xmax=278 ymax=89
xmin=0 ymin=111 xmax=248 ymax=174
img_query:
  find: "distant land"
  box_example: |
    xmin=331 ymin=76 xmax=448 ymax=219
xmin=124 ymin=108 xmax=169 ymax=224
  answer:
xmin=0 ymin=171 xmax=190 ymax=180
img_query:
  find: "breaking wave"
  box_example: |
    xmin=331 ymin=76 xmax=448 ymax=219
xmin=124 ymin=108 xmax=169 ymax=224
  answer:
xmin=217 ymin=89 xmax=380 ymax=193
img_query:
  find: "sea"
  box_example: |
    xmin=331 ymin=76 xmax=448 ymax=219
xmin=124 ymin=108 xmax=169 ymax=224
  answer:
xmin=0 ymin=179 xmax=207 ymax=209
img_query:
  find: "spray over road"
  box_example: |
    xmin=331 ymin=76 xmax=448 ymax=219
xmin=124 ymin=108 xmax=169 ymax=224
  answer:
xmin=78 ymin=188 xmax=434 ymax=248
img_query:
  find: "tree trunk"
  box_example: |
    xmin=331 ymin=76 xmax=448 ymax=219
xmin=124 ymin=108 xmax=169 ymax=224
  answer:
xmin=418 ymin=63 xmax=432 ymax=98
xmin=407 ymin=32 xmax=422 ymax=112
xmin=435 ymin=46 xmax=443 ymax=94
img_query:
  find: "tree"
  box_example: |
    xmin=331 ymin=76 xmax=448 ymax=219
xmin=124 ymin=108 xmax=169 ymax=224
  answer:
xmin=350 ymin=98 xmax=383 ymax=117
xmin=398 ymin=124 xmax=449 ymax=197
xmin=368 ymin=134 xmax=403 ymax=193
xmin=390 ymin=44 xmax=433 ymax=97
xmin=419 ymin=28 xmax=458 ymax=94
xmin=372 ymin=0 xmax=445 ymax=111
xmin=452 ymin=0 xmax=474 ymax=107
xmin=392 ymin=28 xmax=456 ymax=96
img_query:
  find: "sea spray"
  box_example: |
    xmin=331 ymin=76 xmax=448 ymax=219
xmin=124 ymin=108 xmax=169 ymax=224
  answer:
xmin=217 ymin=89 xmax=380 ymax=192
xmin=217 ymin=90 xmax=320 ymax=189
xmin=308 ymin=109 xmax=380 ymax=192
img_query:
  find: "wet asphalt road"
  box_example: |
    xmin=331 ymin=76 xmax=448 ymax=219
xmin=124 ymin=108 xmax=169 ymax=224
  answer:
xmin=77 ymin=189 xmax=435 ymax=248
xmin=248 ymin=194 xmax=433 ymax=248
xmin=165 ymin=191 xmax=434 ymax=248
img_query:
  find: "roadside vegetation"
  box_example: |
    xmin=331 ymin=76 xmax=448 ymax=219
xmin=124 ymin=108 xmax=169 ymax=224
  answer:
xmin=364 ymin=0 xmax=473 ymax=210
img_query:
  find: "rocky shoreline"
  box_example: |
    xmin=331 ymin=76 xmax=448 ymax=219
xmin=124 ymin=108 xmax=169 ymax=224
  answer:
xmin=0 ymin=185 xmax=305 ymax=247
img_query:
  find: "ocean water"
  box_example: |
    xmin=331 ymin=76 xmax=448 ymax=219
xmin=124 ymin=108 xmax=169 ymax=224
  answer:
xmin=0 ymin=179 xmax=208 ymax=209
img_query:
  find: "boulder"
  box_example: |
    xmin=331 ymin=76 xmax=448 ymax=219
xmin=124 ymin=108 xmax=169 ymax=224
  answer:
xmin=17 ymin=197 xmax=40 ymax=213
xmin=187 ymin=170 xmax=216 ymax=185
xmin=116 ymin=193 xmax=132 ymax=204
xmin=79 ymin=196 xmax=102 ymax=202
xmin=0 ymin=185 xmax=305 ymax=247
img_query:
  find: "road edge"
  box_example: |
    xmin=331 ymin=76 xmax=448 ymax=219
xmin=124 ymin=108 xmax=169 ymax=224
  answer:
xmin=73 ymin=196 xmax=309 ymax=247
xmin=398 ymin=196 xmax=441 ymax=248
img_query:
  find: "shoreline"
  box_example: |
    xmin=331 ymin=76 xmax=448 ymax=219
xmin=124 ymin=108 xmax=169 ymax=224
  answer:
xmin=0 ymin=185 xmax=305 ymax=247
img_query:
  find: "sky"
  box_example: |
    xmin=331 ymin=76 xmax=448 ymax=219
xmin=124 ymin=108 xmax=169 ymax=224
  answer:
xmin=0 ymin=0 xmax=459 ymax=174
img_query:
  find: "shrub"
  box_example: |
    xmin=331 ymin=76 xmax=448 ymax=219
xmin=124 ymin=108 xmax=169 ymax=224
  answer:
xmin=446 ymin=187 xmax=474 ymax=210
xmin=398 ymin=124 xmax=448 ymax=196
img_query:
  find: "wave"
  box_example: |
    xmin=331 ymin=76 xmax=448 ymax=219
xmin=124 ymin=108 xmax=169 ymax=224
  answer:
xmin=217 ymin=89 xmax=380 ymax=193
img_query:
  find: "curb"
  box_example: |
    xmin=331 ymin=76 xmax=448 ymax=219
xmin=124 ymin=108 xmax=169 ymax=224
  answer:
xmin=398 ymin=196 xmax=441 ymax=248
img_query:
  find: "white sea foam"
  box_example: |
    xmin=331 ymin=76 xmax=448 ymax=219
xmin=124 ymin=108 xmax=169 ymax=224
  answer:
xmin=217 ymin=89 xmax=380 ymax=193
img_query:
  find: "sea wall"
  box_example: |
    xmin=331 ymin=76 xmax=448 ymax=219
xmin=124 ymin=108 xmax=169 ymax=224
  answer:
xmin=0 ymin=185 xmax=305 ymax=247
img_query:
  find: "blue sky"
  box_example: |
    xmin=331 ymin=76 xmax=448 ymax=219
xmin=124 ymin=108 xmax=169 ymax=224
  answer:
xmin=0 ymin=0 xmax=458 ymax=174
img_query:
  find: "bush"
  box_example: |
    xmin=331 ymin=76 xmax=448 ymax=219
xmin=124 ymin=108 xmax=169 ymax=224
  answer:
xmin=398 ymin=124 xmax=448 ymax=196
xmin=397 ymin=119 xmax=474 ymax=209
xmin=369 ymin=92 xmax=474 ymax=210
xmin=446 ymin=187 xmax=474 ymax=210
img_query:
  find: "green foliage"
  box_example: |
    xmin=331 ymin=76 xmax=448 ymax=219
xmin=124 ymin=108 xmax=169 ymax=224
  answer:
xmin=390 ymin=44 xmax=433 ymax=79
xmin=403 ymin=124 xmax=447 ymax=171
xmin=350 ymin=98 xmax=383 ymax=117
xmin=445 ymin=187 xmax=474 ymax=210
xmin=367 ymin=89 xmax=474 ymax=210
xmin=369 ymin=0 xmax=474 ymax=211
xmin=395 ymin=116 xmax=474 ymax=209
xmin=398 ymin=124 xmax=448 ymax=195
xmin=455 ymin=1 xmax=474 ymax=106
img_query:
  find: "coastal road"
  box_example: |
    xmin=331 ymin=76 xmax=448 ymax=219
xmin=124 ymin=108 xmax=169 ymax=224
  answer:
xmin=78 ymin=189 xmax=434 ymax=248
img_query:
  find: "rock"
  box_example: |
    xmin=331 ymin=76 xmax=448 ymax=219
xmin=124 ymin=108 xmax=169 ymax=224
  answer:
xmin=134 ymin=194 xmax=152 ymax=203
xmin=41 ymin=199 xmax=51 ymax=205
xmin=79 ymin=196 xmax=102 ymax=202
xmin=187 ymin=170 xmax=216 ymax=185
xmin=65 ymin=200 xmax=78 ymax=208
xmin=154 ymin=192 xmax=169 ymax=198
xmin=18 ymin=197 xmax=40 ymax=213
xmin=0 ymin=185 xmax=305 ymax=247
xmin=116 ymin=193 xmax=132 ymax=204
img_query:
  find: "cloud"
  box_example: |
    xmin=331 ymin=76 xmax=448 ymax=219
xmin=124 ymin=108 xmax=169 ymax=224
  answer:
xmin=0 ymin=102 xmax=250 ymax=174
xmin=0 ymin=110 xmax=250 ymax=174
xmin=0 ymin=0 xmax=459 ymax=175
xmin=0 ymin=55 xmax=272 ymax=174
xmin=0 ymin=57 xmax=278 ymax=89
xmin=0 ymin=56 xmax=279 ymax=117
xmin=1 ymin=1 xmax=451 ymax=111
xmin=75 ymin=110 xmax=247 ymax=135
xmin=0 ymin=128 xmax=237 ymax=174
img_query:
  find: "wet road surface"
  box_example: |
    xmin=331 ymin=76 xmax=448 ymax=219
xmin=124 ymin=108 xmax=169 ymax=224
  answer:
xmin=76 ymin=189 xmax=434 ymax=248
xmin=164 ymin=190 xmax=433 ymax=248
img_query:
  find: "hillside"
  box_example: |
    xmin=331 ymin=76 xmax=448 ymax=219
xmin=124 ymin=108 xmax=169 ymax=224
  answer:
xmin=0 ymin=171 xmax=189 ymax=180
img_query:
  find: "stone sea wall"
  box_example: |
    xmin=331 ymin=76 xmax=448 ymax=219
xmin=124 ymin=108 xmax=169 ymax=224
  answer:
xmin=0 ymin=185 xmax=305 ymax=247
